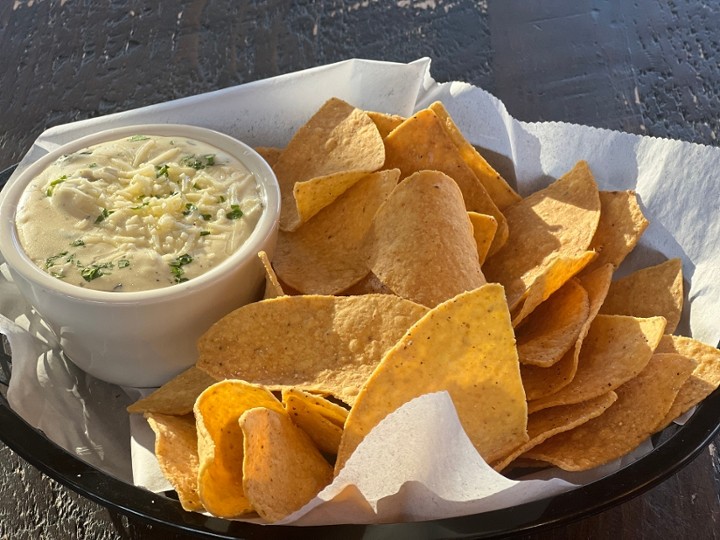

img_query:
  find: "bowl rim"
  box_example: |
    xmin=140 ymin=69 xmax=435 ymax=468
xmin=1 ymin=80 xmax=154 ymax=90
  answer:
xmin=0 ymin=124 xmax=281 ymax=304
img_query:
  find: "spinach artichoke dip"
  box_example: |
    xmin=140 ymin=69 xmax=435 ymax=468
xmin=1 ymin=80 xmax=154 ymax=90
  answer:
xmin=15 ymin=135 xmax=264 ymax=292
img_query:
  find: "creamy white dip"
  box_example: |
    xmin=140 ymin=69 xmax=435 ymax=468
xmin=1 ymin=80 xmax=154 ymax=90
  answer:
xmin=16 ymin=135 xmax=263 ymax=292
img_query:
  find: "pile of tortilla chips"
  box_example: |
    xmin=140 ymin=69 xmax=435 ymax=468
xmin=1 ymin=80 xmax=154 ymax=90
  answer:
xmin=128 ymin=98 xmax=720 ymax=523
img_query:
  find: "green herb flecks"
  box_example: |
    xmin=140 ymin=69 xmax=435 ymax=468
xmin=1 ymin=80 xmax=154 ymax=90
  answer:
xmin=70 ymin=239 xmax=85 ymax=247
xmin=200 ymin=230 xmax=211 ymax=236
xmin=169 ymin=254 xmax=193 ymax=283
xmin=118 ymin=259 xmax=131 ymax=268
xmin=182 ymin=203 xmax=197 ymax=216
xmin=156 ymin=164 xmax=170 ymax=178
xmin=129 ymin=135 xmax=150 ymax=142
xmin=80 ymin=261 xmax=114 ymax=282
xmin=95 ymin=208 xmax=114 ymax=224
xmin=226 ymin=204 xmax=243 ymax=220
xmin=180 ymin=154 xmax=216 ymax=170
xmin=45 ymin=251 xmax=69 ymax=269
xmin=46 ymin=175 xmax=68 ymax=196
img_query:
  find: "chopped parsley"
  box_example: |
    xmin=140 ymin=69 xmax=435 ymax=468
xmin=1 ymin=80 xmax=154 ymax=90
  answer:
xmin=201 ymin=213 xmax=211 ymax=221
xmin=200 ymin=230 xmax=211 ymax=236
xmin=226 ymin=204 xmax=243 ymax=220
xmin=94 ymin=208 xmax=114 ymax=224
xmin=118 ymin=259 xmax=131 ymax=268
xmin=180 ymin=154 xmax=216 ymax=170
xmin=70 ymin=239 xmax=85 ymax=247
xmin=182 ymin=203 xmax=197 ymax=216
xmin=128 ymin=135 xmax=150 ymax=141
xmin=46 ymin=175 xmax=68 ymax=196
xmin=169 ymin=254 xmax=193 ymax=283
xmin=155 ymin=164 xmax=169 ymax=178
xmin=45 ymin=251 xmax=69 ymax=269
xmin=80 ymin=261 xmax=114 ymax=282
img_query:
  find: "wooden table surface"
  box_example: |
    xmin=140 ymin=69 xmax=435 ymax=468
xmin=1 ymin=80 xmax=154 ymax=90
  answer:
xmin=1 ymin=1 xmax=718 ymax=538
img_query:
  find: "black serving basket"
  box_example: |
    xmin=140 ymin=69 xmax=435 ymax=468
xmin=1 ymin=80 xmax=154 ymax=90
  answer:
xmin=1 ymin=164 xmax=719 ymax=539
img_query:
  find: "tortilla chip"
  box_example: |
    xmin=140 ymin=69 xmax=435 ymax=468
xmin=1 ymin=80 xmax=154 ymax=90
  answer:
xmin=254 ymin=146 xmax=283 ymax=168
xmin=523 ymin=352 xmax=696 ymax=471
xmin=339 ymin=271 xmax=394 ymax=295
xmin=492 ymin=391 xmax=618 ymax=472
xmin=483 ymin=160 xmax=601 ymax=311
xmin=273 ymin=98 xmax=385 ymax=231
xmin=521 ymin=264 xmax=614 ymax=400
xmin=196 ymin=294 xmax=428 ymax=405
xmin=336 ymin=284 xmax=528 ymax=473
xmin=126 ymin=367 xmax=217 ymax=415
xmin=282 ymin=388 xmax=348 ymax=454
xmin=516 ymin=279 xmax=590 ymax=368
xmin=429 ymin=101 xmax=521 ymax=210
xmin=194 ymin=380 xmax=285 ymax=518
xmin=240 ymin=407 xmax=333 ymax=522
xmin=468 ymin=212 xmax=498 ymax=266
xmin=366 ymin=110 xmax=405 ymax=138
xmin=511 ymin=251 xmax=596 ymax=326
xmin=654 ymin=334 xmax=720 ymax=430
xmin=258 ymin=251 xmax=284 ymax=299
xmin=584 ymin=190 xmax=649 ymax=273
xmin=145 ymin=413 xmax=204 ymax=512
xmin=383 ymin=108 xmax=509 ymax=253
xmin=366 ymin=170 xmax=486 ymax=307
xmin=274 ymin=169 xmax=399 ymax=294
xmin=599 ymin=258 xmax=684 ymax=334
xmin=527 ymin=314 xmax=666 ymax=413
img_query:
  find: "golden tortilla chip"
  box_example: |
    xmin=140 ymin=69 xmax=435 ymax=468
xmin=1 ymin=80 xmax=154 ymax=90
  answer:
xmin=429 ymin=101 xmax=521 ymax=210
xmin=254 ymin=146 xmax=283 ymax=168
xmin=523 ymin=352 xmax=696 ymax=471
xmin=126 ymin=367 xmax=216 ymax=415
xmin=258 ymin=251 xmax=284 ymax=300
xmin=240 ymin=407 xmax=333 ymax=522
xmin=492 ymin=391 xmax=618 ymax=472
xmin=274 ymin=169 xmax=399 ymax=294
xmin=516 ymin=279 xmax=590 ymax=368
xmin=282 ymin=388 xmax=348 ymax=454
xmin=599 ymin=258 xmax=684 ymax=334
xmin=196 ymin=294 xmax=428 ymax=405
xmin=584 ymin=190 xmax=649 ymax=273
xmin=366 ymin=170 xmax=486 ymax=307
xmin=527 ymin=314 xmax=666 ymax=413
xmin=654 ymin=334 xmax=720 ymax=430
xmin=511 ymin=251 xmax=596 ymax=327
xmin=145 ymin=413 xmax=203 ymax=512
xmin=483 ymin=160 xmax=601 ymax=311
xmin=339 ymin=271 xmax=393 ymax=295
xmin=336 ymin=284 xmax=528 ymax=473
xmin=274 ymin=98 xmax=385 ymax=231
xmin=383 ymin=108 xmax=509 ymax=253
xmin=194 ymin=380 xmax=285 ymax=518
xmin=468 ymin=212 xmax=498 ymax=266
xmin=521 ymin=264 xmax=614 ymax=400
xmin=366 ymin=110 xmax=405 ymax=138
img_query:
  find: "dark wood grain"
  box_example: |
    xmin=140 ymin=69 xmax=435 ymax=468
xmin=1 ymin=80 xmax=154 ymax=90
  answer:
xmin=0 ymin=1 xmax=718 ymax=538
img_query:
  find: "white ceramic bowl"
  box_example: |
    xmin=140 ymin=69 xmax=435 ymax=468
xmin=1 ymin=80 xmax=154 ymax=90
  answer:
xmin=0 ymin=124 xmax=280 ymax=387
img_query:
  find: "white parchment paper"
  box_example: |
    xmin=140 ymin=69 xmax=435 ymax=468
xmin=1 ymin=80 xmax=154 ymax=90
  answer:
xmin=1 ymin=58 xmax=718 ymax=525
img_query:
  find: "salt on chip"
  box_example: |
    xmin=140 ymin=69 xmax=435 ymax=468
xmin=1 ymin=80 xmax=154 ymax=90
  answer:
xmin=240 ymin=407 xmax=333 ymax=522
xmin=468 ymin=212 xmax=497 ymax=266
xmin=145 ymin=413 xmax=203 ymax=512
xmin=654 ymin=334 xmax=720 ymax=430
xmin=429 ymin=101 xmax=521 ymax=210
xmin=366 ymin=170 xmax=485 ymax=307
xmin=196 ymin=294 xmax=428 ymax=405
xmin=335 ymin=284 xmax=528 ymax=474
xmin=483 ymin=160 xmax=601 ymax=311
xmin=492 ymin=391 xmax=618 ymax=472
xmin=274 ymin=169 xmax=399 ymax=294
xmin=273 ymin=98 xmax=385 ymax=231
xmin=382 ymin=108 xmax=509 ymax=253
xmin=583 ymin=190 xmax=649 ymax=273
xmin=282 ymin=388 xmax=348 ymax=454
xmin=523 ymin=352 xmax=696 ymax=471
xmin=366 ymin=110 xmax=405 ymax=138
xmin=127 ymin=366 xmax=216 ymax=415
xmin=194 ymin=380 xmax=285 ymax=518
xmin=516 ymin=278 xmax=590 ymax=368
xmin=527 ymin=314 xmax=666 ymax=413
xmin=599 ymin=258 xmax=684 ymax=334
xmin=258 ymin=250 xmax=284 ymax=299
xmin=521 ymin=264 xmax=614 ymax=400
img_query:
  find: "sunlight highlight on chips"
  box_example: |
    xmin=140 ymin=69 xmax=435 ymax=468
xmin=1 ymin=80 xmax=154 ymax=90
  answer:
xmin=282 ymin=388 xmax=348 ymax=455
xmin=127 ymin=367 xmax=216 ymax=415
xmin=335 ymin=284 xmax=528 ymax=474
xmin=366 ymin=170 xmax=485 ymax=307
xmin=468 ymin=212 xmax=498 ymax=266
